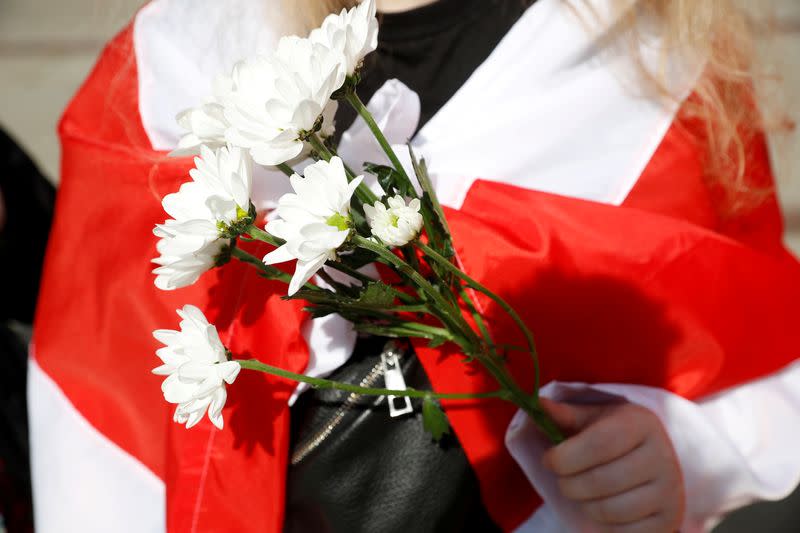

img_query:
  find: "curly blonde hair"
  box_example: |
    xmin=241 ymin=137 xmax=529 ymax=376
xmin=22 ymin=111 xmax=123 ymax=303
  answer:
xmin=616 ymin=0 xmax=760 ymax=199
xmin=290 ymin=0 xmax=764 ymax=197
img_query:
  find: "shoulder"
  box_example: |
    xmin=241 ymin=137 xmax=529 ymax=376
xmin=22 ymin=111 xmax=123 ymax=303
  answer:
xmin=134 ymin=0 xmax=289 ymax=150
xmin=62 ymin=0 xmax=289 ymax=152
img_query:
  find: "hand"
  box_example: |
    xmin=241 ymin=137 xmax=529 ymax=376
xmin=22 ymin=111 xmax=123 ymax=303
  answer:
xmin=541 ymin=399 xmax=684 ymax=533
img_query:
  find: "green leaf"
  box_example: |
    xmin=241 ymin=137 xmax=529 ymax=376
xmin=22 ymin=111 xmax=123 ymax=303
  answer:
xmin=303 ymin=306 xmax=338 ymax=319
xmin=348 ymin=202 xmax=370 ymax=235
xmin=352 ymin=323 xmax=406 ymax=338
xmin=363 ymin=162 xmax=413 ymax=198
xmin=355 ymin=281 xmax=395 ymax=308
xmin=427 ymin=335 xmax=448 ymax=349
xmin=407 ymin=145 xmax=454 ymax=257
xmin=287 ymin=281 xmax=396 ymax=313
xmin=337 ymin=247 xmax=380 ymax=270
xmin=284 ymin=289 xmax=341 ymax=305
xmin=422 ymin=396 xmax=451 ymax=442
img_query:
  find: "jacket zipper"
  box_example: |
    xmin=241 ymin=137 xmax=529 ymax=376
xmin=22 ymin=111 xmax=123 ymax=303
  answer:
xmin=290 ymin=341 xmax=412 ymax=466
xmin=290 ymin=358 xmax=387 ymax=465
xmin=381 ymin=345 xmax=414 ymax=418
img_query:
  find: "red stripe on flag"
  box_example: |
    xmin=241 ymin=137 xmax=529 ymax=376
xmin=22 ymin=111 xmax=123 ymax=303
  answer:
xmin=415 ymin=116 xmax=800 ymax=531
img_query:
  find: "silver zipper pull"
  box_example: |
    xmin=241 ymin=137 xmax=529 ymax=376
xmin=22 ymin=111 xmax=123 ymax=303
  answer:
xmin=381 ymin=344 xmax=414 ymax=418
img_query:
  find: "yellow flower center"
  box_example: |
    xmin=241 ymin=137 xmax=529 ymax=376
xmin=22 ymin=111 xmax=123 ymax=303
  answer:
xmin=326 ymin=212 xmax=351 ymax=231
xmin=235 ymin=205 xmax=250 ymax=221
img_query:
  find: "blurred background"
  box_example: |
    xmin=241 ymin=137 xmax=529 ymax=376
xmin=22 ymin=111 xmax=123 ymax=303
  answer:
xmin=0 ymin=0 xmax=798 ymax=532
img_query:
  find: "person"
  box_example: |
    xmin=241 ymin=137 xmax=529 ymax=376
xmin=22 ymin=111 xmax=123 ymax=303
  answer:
xmin=29 ymin=0 xmax=800 ymax=532
xmin=0 ymin=127 xmax=53 ymax=533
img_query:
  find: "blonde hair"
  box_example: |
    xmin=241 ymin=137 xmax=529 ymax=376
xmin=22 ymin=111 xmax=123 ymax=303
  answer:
xmin=615 ymin=0 xmax=761 ymax=204
xmin=291 ymin=0 xmax=766 ymax=198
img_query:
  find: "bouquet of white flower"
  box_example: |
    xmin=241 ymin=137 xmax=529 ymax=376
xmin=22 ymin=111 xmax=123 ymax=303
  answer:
xmin=150 ymin=0 xmax=562 ymax=444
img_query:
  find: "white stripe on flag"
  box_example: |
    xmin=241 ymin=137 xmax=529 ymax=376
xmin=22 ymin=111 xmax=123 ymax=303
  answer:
xmin=28 ymin=356 xmax=165 ymax=533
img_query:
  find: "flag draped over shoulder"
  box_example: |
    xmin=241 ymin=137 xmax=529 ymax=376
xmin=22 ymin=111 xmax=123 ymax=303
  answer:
xmin=33 ymin=24 xmax=308 ymax=533
xmin=32 ymin=21 xmax=800 ymax=533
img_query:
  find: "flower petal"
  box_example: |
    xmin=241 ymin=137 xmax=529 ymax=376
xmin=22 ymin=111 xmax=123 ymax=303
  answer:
xmin=250 ymin=140 xmax=304 ymax=167
xmin=288 ymin=254 xmax=328 ymax=296
xmin=263 ymin=244 xmax=296 ymax=265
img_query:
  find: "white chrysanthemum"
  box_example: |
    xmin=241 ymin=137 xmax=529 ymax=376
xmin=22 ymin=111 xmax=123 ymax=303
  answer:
xmin=171 ymin=75 xmax=234 ymax=157
xmin=263 ymin=157 xmax=362 ymax=295
xmin=153 ymin=305 xmax=240 ymax=430
xmin=188 ymin=144 xmax=253 ymax=223
xmin=363 ymin=195 xmax=423 ymax=247
xmin=311 ymin=0 xmax=378 ymax=76
xmin=161 ymin=144 xmax=253 ymax=227
xmin=152 ymin=145 xmax=253 ymax=290
xmin=224 ymin=36 xmax=344 ymax=167
xmin=152 ymin=222 xmax=227 ymax=290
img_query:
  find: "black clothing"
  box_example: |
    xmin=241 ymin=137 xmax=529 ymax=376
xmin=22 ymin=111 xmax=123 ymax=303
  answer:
xmin=0 ymin=128 xmax=55 ymax=324
xmin=335 ymin=0 xmax=535 ymax=136
xmin=0 ymin=127 xmax=55 ymax=533
xmin=286 ymin=339 xmax=500 ymax=533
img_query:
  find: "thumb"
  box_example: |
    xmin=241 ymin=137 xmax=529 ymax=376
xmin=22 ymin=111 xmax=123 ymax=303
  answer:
xmin=539 ymin=398 xmax=608 ymax=437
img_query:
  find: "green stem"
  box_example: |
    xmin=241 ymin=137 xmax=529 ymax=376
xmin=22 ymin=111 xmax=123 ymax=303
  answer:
xmin=389 ymin=321 xmax=452 ymax=338
xmin=353 ymin=235 xmax=478 ymax=351
xmin=406 ymin=146 xmax=450 ymax=257
xmin=315 ymin=269 xmax=351 ymax=295
xmin=417 ymin=241 xmax=542 ymax=397
xmin=230 ymin=246 xmax=287 ymax=282
xmin=459 ymin=286 xmax=495 ymax=353
xmin=245 ymin=224 xmax=282 ymax=247
xmin=230 ymin=246 xmax=321 ymax=292
xmin=323 ymin=260 xmax=375 ymax=284
xmin=325 ymin=260 xmax=418 ymax=305
xmin=307 ymin=132 xmax=332 ymax=159
xmin=391 ymin=304 xmax=429 ymax=313
xmin=237 ymin=354 xmax=561 ymax=443
xmin=409 ymin=147 xmax=451 ymax=237
xmin=401 ymin=243 xmax=421 ymax=272
xmin=492 ymin=343 xmax=529 ymax=353
xmin=276 ymin=163 xmax=294 ymax=177
xmin=478 ymin=350 xmax=564 ymax=444
xmin=244 ymin=224 xmax=420 ymax=309
xmin=344 ymin=91 xmax=417 ymax=197
xmin=307 ymin=134 xmax=378 ymax=205
xmin=353 ymin=321 xmax=451 ymax=341
xmin=237 ymin=359 xmax=510 ymax=401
